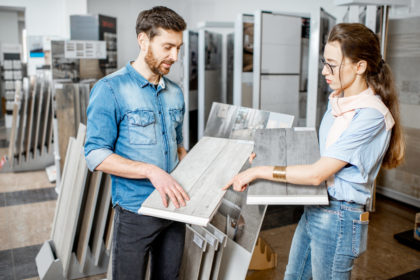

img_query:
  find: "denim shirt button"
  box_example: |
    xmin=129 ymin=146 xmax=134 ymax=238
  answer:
xmin=165 ymin=151 xmax=168 ymax=155
xmin=159 ymin=111 xmax=161 ymax=114
xmin=162 ymin=131 xmax=165 ymax=135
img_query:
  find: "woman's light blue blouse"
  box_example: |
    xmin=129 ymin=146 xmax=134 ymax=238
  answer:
xmin=319 ymin=102 xmax=392 ymax=205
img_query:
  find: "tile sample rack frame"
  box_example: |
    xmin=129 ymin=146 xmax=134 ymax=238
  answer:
xmin=2 ymin=76 xmax=54 ymax=173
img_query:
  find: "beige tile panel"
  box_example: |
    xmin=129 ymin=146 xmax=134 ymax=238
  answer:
xmin=0 ymin=170 xmax=54 ymax=193
xmin=0 ymin=200 xmax=56 ymax=251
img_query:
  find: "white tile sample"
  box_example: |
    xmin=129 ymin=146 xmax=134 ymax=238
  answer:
xmin=138 ymin=137 xmax=254 ymax=226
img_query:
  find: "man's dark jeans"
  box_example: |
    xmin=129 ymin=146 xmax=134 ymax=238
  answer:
xmin=112 ymin=205 xmax=185 ymax=280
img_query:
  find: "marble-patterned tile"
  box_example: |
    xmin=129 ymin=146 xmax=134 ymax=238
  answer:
xmin=0 ymin=201 xmax=56 ymax=251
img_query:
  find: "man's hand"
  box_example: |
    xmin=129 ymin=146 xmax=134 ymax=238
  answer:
xmin=222 ymin=167 xmax=259 ymax=192
xmin=148 ymin=166 xmax=190 ymax=208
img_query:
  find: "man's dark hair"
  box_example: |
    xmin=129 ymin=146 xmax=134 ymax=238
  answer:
xmin=135 ymin=6 xmax=186 ymax=39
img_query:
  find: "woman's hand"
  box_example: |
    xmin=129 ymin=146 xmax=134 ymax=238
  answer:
xmin=223 ymin=167 xmax=259 ymax=192
xmin=249 ymin=152 xmax=256 ymax=164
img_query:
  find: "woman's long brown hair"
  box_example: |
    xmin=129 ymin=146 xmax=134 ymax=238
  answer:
xmin=328 ymin=23 xmax=405 ymax=168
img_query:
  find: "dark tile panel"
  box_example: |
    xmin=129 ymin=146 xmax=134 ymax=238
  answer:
xmin=13 ymin=244 xmax=42 ymax=279
xmin=3 ymin=187 xmax=57 ymax=207
xmin=0 ymin=249 xmax=13 ymax=280
xmin=0 ymin=244 xmax=42 ymax=280
xmin=0 ymin=193 xmax=5 ymax=207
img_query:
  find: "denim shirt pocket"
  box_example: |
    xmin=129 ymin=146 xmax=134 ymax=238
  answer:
xmin=169 ymin=108 xmax=183 ymax=141
xmin=127 ymin=109 xmax=156 ymax=145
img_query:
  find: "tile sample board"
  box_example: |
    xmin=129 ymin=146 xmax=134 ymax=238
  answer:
xmin=180 ymin=225 xmax=207 ymax=280
xmin=190 ymin=224 xmax=220 ymax=280
xmin=55 ymin=83 xmax=77 ymax=171
xmin=233 ymin=14 xmax=254 ymax=108
xmin=199 ymin=102 xmax=294 ymax=280
xmin=247 ymin=128 xmax=328 ymax=205
xmin=51 ymin=124 xmax=88 ymax=277
xmin=204 ymin=102 xmax=294 ymax=140
xmin=40 ymin=83 xmax=52 ymax=155
xmin=138 ymin=137 xmax=254 ymax=226
xmin=198 ymin=30 xmax=223 ymax=138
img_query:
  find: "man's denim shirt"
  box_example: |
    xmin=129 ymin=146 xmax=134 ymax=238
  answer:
xmin=84 ymin=62 xmax=185 ymax=213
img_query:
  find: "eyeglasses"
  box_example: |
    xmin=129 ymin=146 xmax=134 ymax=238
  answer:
xmin=320 ymin=58 xmax=338 ymax=75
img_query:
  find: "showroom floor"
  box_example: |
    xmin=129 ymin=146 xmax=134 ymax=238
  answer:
xmin=0 ymin=144 xmax=419 ymax=279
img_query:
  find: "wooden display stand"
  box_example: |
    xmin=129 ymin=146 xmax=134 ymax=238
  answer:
xmin=249 ymin=236 xmax=277 ymax=270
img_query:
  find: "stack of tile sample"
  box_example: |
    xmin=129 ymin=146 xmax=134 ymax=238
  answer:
xmin=141 ymin=103 xmax=293 ymax=280
xmin=201 ymin=103 xmax=294 ymax=280
xmin=36 ymin=124 xmax=113 ymax=279
xmin=247 ymin=128 xmax=328 ymax=205
xmin=2 ymin=76 xmax=54 ymax=172
xmin=54 ymin=82 xmax=91 ymax=172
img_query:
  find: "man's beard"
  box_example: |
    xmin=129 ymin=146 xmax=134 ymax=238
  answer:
xmin=144 ymin=47 xmax=173 ymax=76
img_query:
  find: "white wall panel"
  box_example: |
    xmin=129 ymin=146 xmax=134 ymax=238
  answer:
xmin=260 ymin=75 xmax=299 ymax=117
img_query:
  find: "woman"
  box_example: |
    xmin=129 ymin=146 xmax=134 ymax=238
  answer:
xmin=223 ymin=23 xmax=405 ymax=279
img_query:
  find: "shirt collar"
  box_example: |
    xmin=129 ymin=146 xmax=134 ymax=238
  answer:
xmin=126 ymin=61 xmax=166 ymax=90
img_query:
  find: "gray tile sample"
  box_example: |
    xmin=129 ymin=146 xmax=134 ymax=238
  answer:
xmin=74 ymin=84 xmax=81 ymax=130
xmin=7 ymin=83 xmax=21 ymax=165
xmin=91 ymin=173 xmax=112 ymax=266
xmin=139 ymin=137 xmax=254 ymax=226
xmin=46 ymin=87 xmax=54 ymax=154
xmin=16 ymin=82 xmax=28 ymax=163
xmin=24 ymin=78 xmax=37 ymax=160
xmin=180 ymin=225 xmax=207 ymax=280
xmin=51 ymin=124 xmax=88 ymax=278
xmin=204 ymin=102 xmax=294 ymax=140
xmin=190 ymin=225 xmax=220 ymax=280
xmin=55 ymin=83 xmax=77 ymax=171
xmin=76 ymin=171 xmax=102 ymax=272
xmin=32 ymin=80 xmax=44 ymax=158
xmin=247 ymin=128 xmax=328 ymax=205
xmin=40 ymin=83 xmax=52 ymax=155
xmin=203 ymin=224 xmax=227 ymax=280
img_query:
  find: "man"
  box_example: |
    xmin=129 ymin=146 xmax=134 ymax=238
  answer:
xmin=84 ymin=6 xmax=189 ymax=280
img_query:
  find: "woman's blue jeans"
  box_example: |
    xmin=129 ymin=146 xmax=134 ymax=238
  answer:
xmin=284 ymin=200 xmax=369 ymax=280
